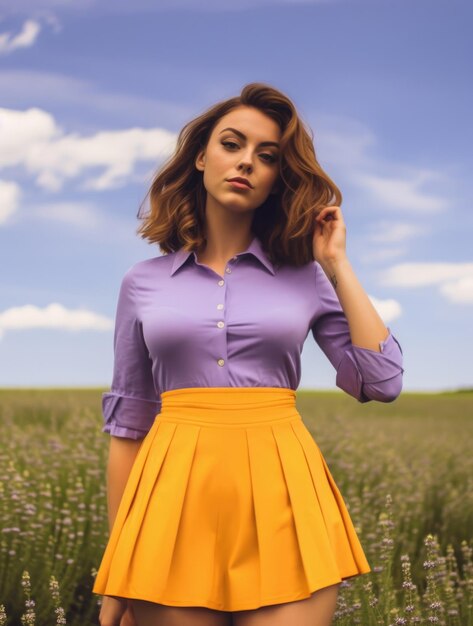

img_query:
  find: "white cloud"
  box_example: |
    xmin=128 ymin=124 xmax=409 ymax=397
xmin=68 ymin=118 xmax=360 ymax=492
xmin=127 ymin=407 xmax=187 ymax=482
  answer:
xmin=382 ymin=262 xmax=473 ymax=287
xmin=0 ymin=106 xmax=177 ymax=191
xmin=355 ymin=171 xmax=447 ymax=213
xmin=0 ymin=1 xmax=85 ymax=18
xmin=380 ymin=262 xmax=473 ymax=305
xmin=358 ymin=221 xmax=428 ymax=263
xmin=0 ymin=0 xmax=332 ymax=18
xmin=313 ymin=113 xmax=450 ymax=215
xmin=366 ymin=221 xmax=427 ymax=244
xmin=41 ymin=13 xmax=62 ymax=33
xmin=315 ymin=118 xmax=377 ymax=169
xmin=359 ymin=246 xmax=408 ymax=263
xmin=32 ymin=201 xmax=101 ymax=229
xmin=0 ymin=107 xmax=61 ymax=168
xmin=0 ymin=179 xmax=21 ymax=224
xmin=0 ymin=70 xmax=194 ymax=124
xmin=439 ymin=276 xmax=473 ymax=304
xmin=0 ymin=302 xmax=113 ymax=341
xmin=0 ymin=196 xmax=148 ymax=244
xmin=368 ymin=294 xmax=402 ymax=323
xmin=0 ymin=19 xmax=41 ymax=54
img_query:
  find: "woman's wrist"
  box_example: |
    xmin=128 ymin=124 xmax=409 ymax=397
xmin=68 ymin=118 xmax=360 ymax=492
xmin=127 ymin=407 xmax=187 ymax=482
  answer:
xmin=318 ymin=255 xmax=351 ymax=287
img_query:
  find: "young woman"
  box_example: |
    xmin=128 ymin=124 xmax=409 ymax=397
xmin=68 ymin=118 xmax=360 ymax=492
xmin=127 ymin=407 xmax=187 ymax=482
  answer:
xmin=92 ymin=82 xmax=404 ymax=626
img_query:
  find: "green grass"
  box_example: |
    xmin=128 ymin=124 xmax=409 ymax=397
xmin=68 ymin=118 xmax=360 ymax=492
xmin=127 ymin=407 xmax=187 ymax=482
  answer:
xmin=0 ymin=388 xmax=471 ymax=625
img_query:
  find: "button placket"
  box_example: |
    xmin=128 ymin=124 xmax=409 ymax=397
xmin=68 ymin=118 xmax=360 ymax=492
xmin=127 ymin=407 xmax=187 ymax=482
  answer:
xmin=214 ymin=259 xmax=236 ymax=369
xmin=217 ymin=275 xmax=226 ymax=329
xmin=216 ymin=275 xmax=227 ymax=367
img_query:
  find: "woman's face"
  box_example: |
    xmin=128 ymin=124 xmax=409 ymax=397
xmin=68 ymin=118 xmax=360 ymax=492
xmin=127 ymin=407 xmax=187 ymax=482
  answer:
xmin=195 ymin=105 xmax=281 ymax=216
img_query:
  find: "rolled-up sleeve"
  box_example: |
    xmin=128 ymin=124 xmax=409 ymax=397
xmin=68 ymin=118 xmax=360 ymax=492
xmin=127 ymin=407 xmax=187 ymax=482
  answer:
xmin=102 ymin=268 xmax=161 ymax=439
xmin=310 ymin=261 xmax=404 ymax=403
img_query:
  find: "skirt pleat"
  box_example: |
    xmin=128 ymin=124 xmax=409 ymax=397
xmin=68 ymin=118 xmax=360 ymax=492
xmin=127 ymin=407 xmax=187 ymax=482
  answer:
xmin=92 ymin=387 xmax=371 ymax=612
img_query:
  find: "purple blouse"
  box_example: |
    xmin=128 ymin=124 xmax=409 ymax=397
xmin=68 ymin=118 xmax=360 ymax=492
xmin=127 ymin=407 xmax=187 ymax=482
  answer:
xmin=102 ymin=234 xmax=404 ymax=440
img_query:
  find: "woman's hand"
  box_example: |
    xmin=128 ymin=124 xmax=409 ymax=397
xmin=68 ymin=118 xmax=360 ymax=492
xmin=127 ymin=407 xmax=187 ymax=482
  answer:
xmin=98 ymin=596 xmax=137 ymax=626
xmin=312 ymin=205 xmax=347 ymax=265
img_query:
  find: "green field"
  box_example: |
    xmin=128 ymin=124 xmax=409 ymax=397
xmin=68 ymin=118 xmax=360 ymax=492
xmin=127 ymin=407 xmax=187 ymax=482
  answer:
xmin=0 ymin=388 xmax=472 ymax=625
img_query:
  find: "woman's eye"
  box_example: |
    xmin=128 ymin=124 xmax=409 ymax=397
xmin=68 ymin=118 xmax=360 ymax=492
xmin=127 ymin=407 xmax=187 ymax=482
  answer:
xmin=221 ymin=141 xmax=277 ymax=163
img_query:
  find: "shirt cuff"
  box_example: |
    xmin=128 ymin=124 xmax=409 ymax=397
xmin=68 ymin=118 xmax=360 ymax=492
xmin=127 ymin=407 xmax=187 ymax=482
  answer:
xmin=350 ymin=329 xmax=404 ymax=382
xmin=101 ymin=392 xmax=162 ymax=440
xmin=336 ymin=328 xmax=404 ymax=403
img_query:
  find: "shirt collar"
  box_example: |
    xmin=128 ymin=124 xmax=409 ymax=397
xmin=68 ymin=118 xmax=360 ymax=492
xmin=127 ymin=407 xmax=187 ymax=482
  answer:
xmin=170 ymin=234 xmax=275 ymax=276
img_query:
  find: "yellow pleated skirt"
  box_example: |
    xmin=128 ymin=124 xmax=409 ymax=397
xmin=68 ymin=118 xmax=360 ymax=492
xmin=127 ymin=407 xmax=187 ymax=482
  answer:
xmin=92 ymin=387 xmax=371 ymax=612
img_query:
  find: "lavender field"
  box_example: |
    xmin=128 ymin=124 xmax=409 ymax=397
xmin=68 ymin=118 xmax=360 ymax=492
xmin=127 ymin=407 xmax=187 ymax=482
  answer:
xmin=0 ymin=388 xmax=472 ymax=626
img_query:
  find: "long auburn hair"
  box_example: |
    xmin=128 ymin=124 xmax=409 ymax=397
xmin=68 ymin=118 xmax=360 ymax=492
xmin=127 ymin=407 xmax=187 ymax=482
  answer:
xmin=136 ymin=82 xmax=342 ymax=268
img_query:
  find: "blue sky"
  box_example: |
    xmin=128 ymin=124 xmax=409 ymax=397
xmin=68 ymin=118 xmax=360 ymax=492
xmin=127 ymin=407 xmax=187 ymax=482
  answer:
xmin=0 ymin=0 xmax=471 ymax=393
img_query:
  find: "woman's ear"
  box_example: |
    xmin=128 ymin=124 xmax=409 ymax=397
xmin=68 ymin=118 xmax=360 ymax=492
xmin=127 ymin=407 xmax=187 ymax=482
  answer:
xmin=195 ymin=150 xmax=205 ymax=172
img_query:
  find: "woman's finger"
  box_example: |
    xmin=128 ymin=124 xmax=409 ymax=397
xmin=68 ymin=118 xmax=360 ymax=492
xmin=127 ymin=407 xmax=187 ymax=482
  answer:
xmin=316 ymin=206 xmax=340 ymax=221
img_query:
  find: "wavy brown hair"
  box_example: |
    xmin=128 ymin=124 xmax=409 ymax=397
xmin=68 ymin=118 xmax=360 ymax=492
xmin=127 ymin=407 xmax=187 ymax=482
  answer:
xmin=136 ymin=82 xmax=342 ymax=268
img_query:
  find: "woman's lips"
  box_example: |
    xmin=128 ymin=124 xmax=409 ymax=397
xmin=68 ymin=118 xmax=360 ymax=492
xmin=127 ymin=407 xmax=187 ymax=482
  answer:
xmin=227 ymin=180 xmax=252 ymax=190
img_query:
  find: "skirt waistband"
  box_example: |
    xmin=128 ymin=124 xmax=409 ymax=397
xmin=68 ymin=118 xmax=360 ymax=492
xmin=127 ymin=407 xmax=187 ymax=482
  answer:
xmin=157 ymin=387 xmax=299 ymax=427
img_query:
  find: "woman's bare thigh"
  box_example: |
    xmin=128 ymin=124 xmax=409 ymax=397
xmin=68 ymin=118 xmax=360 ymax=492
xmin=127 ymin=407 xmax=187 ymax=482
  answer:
xmin=130 ymin=599 xmax=233 ymax=626
xmin=231 ymin=582 xmax=341 ymax=626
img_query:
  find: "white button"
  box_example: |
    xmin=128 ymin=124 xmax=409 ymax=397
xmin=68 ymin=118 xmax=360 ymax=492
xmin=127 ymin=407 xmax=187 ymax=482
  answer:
xmin=218 ymin=279 xmax=225 ymax=286
xmin=217 ymin=358 xmax=225 ymax=366
xmin=225 ymin=267 xmax=231 ymax=273
xmin=217 ymin=321 xmax=225 ymax=328
xmin=217 ymin=303 xmax=224 ymax=310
